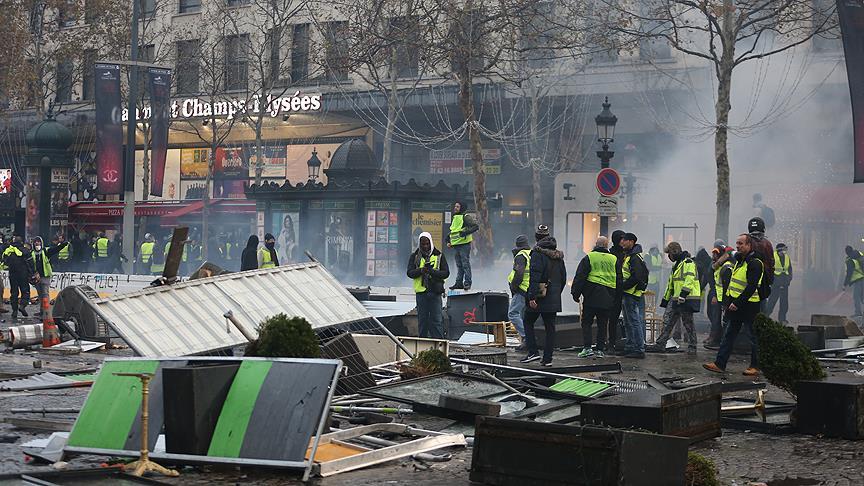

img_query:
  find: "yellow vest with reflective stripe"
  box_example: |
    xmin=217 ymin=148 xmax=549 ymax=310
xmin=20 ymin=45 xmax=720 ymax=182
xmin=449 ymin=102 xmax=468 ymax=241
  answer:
xmin=95 ymin=237 xmax=109 ymax=258
xmin=848 ymin=251 xmax=864 ymax=283
xmin=508 ymin=249 xmax=531 ymax=292
xmin=622 ymin=252 xmax=644 ymax=297
xmin=165 ymin=242 xmax=187 ymax=262
xmin=259 ymin=248 xmax=276 ymax=268
xmin=586 ymin=251 xmax=617 ymax=289
xmin=225 ymin=242 xmax=233 ymax=260
xmin=714 ymin=261 xmax=733 ymax=303
xmin=140 ymin=242 xmax=154 ymax=263
xmin=773 ymin=251 xmax=790 ymax=276
xmin=413 ymin=254 xmax=440 ymax=293
xmin=728 ymin=259 xmax=763 ymax=303
xmin=647 ymin=253 xmax=662 ymax=284
xmin=35 ymin=251 xmax=52 ymax=277
xmin=58 ymin=245 xmax=70 ymax=261
xmin=449 ymin=214 xmax=473 ymax=246
xmin=664 ymin=258 xmax=701 ymax=300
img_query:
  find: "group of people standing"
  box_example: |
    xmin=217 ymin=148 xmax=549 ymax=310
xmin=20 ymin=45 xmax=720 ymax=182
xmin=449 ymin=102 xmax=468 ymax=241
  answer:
xmin=0 ymin=234 xmax=69 ymax=320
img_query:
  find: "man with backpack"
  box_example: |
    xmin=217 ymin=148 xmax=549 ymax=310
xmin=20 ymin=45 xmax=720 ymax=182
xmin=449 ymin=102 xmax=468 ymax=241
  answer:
xmin=844 ymin=245 xmax=864 ymax=317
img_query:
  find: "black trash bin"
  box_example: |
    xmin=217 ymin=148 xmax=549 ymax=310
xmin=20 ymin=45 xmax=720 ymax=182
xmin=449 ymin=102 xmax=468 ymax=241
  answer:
xmin=446 ymin=291 xmax=509 ymax=339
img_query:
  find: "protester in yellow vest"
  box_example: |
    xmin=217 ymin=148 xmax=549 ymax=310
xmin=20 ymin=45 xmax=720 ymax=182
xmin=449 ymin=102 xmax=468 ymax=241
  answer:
xmin=445 ymin=201 xmax=478 ymax=290
xmin=53 ymin=234 xmax=71 ymax=272
xmin=704 ymin=242 xmax=734 ymax=350
xmin=646 ymin=245 xmax=663 ymax=296
xmin=507 ymin=235 xmax=531 ymax=348
xmin=647 ymin=241 xmax=701 ymax=354
xmin=258 ymin=233 xmax=279 ymax=269
xmin=93 ymin=232 xmax=110 ymax=273
xmin=3 ymin=236 xmax=35 ymax=320
xmin=844 ymin=245 xmax=864 ymax=317
xmin=570 ymin=235 xmax=617 ymax=358
xmin=765 ymin=243 xmax=792 ymax=323
xmin=619 ymin=233 xmax=649 ymax=358
xmin=0 ymin=235 xmax=8 ymax=313
xmin=137 ymin=233 xmax=155 ymax=275
xmin=705 ymin=234 xmax=764 ymax=377
xmin=32 ymin=236 xmax=68 ymax=317
xmin=407 ymin=232 xmax=450 ymax=338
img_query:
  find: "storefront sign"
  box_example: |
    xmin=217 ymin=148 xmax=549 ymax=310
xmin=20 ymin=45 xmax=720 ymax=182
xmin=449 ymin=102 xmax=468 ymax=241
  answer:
xmin=122 ymin=92 xmax=323 ymax=122
xmin=412 ymin=211 xmax=444 ymax=250
xmin=430 ymin=148 xmax=501 ymax=175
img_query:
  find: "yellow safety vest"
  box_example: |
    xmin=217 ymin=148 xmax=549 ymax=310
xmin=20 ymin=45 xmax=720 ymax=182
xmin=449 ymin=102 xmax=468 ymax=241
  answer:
xmin=586 ymin=251 xmax=617 ymax=289
xmin=259 ymin=248 xmax=276 ymax=268
xmin=848 ymin=252 xmax=864 ymax=283
xmin=140 ymin=242 xmax=154 ymax=263
xmin=95 ymin=237 xmax=109 ymax=258
xmin=413 ymin=254 xmax=440 ymax=293
xmin=165 ymin=242 xmax=188 ymax=262
xmin=225 ymin=242 xmax=233 ymax=260
xmin=58 ymin=245 xmax=70 ymax=261
xmin=714 ymin=261 xmax=733 ymax=303
xmin=727 ymin=259 xmax=763 ymax=303
xmin=34 ymin=251 xmax=52 ymax=278
xmin=647 ymin=253 xmax=662 ymax=285
xmin=508 ymin=249 xmax=531 ymax=292
xmin=773 ymin=251 xmax=790 ymax=276
xmin=664 ymin=258 xmax=701 ymax=301
xmin=449 ymin=214 xmax=473 ymax=246
xmin=3 ymin=245 xmax=22 ymax=259
xmin=622 ymin=252 xmax=645 ymax=297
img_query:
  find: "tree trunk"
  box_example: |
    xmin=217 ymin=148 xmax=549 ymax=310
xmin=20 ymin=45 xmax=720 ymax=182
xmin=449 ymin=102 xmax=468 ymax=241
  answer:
xmin=714 ymin=9 xmax=735 ymax=242
xmin=203 ymin=123 xmax=216 ymax=259
xmin=383 ymin=58 xmax=398 ymax=182
xmin=530 ymin=91 xmax=542 ymax=227
xmin=254 ymin=117 xmax=264 ymax=185
xmin=139 ymin=125 xmax=150 ymax=245
xmin=456 ymin=75 xmax=494 ymax=265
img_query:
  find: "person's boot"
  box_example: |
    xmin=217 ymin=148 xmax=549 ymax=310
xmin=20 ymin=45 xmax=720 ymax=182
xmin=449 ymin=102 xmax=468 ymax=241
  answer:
xmin=10 ymin=308 xmax=17 ymax=320
xmin=19 ymin=305 xmax=28 ymax=317
xmin=449 ymin=283 xmax=464 ymax=290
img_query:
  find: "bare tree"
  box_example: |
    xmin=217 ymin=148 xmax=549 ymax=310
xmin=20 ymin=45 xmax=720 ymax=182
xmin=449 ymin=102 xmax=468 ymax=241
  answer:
xmin=602 ymin=0 xmax=837 ymax=239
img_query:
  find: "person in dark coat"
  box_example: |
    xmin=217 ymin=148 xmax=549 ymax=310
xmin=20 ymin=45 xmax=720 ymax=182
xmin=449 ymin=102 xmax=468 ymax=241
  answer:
xmin=240 ymin=235 xmax=259 ymax=271
xmin=3 ymin=235 xmax=35 ymax=319
xmin=608 ymin=230 xmax=626 ymax=351
xmin=520 ymin=225 xmax=567 ymax=366
xmin=570 ymin=236 xmax=617 ymax=358
xmin=406 ymin=232 xmax=450 ymax=338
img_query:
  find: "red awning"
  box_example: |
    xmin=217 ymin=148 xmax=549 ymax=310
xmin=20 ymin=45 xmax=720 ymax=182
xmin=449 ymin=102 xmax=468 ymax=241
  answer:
xmin=803 ymin=185 xmax=864 ymax=222
xmin=68 ymin=200 xmax=255 ymax=221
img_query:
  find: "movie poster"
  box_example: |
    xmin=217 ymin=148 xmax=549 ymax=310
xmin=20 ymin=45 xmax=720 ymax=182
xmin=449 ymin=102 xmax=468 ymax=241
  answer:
xmin=0 ymin=169 xmax=11 ymax=194
xmin=285 ymin=143 xmax=341 ymax=183
xmin=135 ymin=149 xmax=181 ymax=200
xmin=272 ymin=211 xmax=300 ymax=263
xmin=25 ymin=168 xmax=40 ymax=239
xmin=837 ymin=0 xmax=864 ymax=182
xmin=325 ymin=210 xmax=354 ymax=276
xmin=247 ymin=146 xmax=287 ymax=179
xmin=49 ymin=167 xmax=69 ymax=238
xmin=214 ymin=147 xmax=246 ymax=179
xmin=148 ymin=67 xmax=171 ymax=196
xmin=94 ymin=63 xmax=123 ymax=194
xmin=180 ymin=148 xmax=210 ymax=179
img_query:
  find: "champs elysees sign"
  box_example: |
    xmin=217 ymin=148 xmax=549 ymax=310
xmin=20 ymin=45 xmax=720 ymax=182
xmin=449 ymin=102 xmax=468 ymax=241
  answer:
xmin=122 ymin=91 xmax=322 ymax=122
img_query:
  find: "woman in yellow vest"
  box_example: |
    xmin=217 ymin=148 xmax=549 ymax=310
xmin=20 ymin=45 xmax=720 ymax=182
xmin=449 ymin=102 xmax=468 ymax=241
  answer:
xmin=704 ymin=234 xmax=763 ymax=376
xmin=843 ymin=245 xmax=864 ymax=317
xmin=258 ymin=233 xmax=280 ymax=269
xmin=407 ymin=232 xmax=450 ymax=338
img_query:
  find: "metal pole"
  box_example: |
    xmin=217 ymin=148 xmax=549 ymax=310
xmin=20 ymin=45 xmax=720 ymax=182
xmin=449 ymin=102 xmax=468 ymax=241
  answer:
xmin=122 ymin=0 xmax=140 ymax=274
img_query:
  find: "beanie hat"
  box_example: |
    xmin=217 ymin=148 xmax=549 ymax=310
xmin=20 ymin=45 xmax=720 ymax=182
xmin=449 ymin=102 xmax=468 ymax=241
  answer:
xmin=776 ymin=243 xmax=787 ymax=251
xmin=515 ymin=234 xmax=530 ymax=249
xmin=535 ymin=224 xmax=550 ymax=238
xmin=713 ymin=239 xmax=726 ymax=251
xmin=611 ymin=230 xmax=625 ymax=245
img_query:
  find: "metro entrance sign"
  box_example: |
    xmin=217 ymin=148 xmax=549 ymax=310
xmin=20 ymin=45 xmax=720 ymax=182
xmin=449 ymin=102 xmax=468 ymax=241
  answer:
xmin=596 ymin=168 xmax=621 ymax=197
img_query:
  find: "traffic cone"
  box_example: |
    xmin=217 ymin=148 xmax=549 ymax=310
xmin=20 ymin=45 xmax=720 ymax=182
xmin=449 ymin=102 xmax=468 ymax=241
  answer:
xmin=41 ymin=294 xmax=60 ymax=348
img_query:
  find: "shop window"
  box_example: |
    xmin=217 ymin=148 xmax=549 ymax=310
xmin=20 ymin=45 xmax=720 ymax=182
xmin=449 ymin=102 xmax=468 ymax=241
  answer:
xmin=82 ymin=49 xmax=96 ymax=101
xmin=179 ymin=0 xmax=201 ymax=14
xmin=324 ymin=21 xmax=349 ymax=81
xmin=176 ymin=39 xmax=200 ymax=94
xmin=56 ymin=60 xmax=73 ymax=103
xmin=224 ymin=34 xmax=249 ymax=91
xmin=291 ymin=23 xmax=310 ymax=82
xmin=389 ymin=16 xmax=419 ymax=78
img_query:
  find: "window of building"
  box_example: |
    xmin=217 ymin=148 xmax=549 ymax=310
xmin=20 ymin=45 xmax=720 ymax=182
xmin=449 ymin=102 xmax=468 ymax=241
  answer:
xmin=82 ymin=49 xmax=97 ymax=101
xmin=267 ymin=27 xmax=288 ymax=84
xmin=56 ymin=60 xmax=73 ymax=103
xmin=225 ymin=34 xmax=249 ymax=91
xmin=291 ymin=23 xmax=310 ymax=82
xmin=140 ymin=0 xmax=156 ymax=18
xmin=58 ymin=0 xmax=77 ymax=27
xmin=179 ymin=0 xmax=201 ymax=14
xmin=324 ymin=21 xmax=349 ymax=81
xmin=520 ymin=2 xmax=555 ymax=69
xmin=389 ymin=16 xmax=419 ymax=78
xmin=176 ymin=39 xmax=200 ymax=94
xmin=227 ymin=0 xmax=250 ymax=6
xmin=137 ymin=44 xmax=155 ymax=98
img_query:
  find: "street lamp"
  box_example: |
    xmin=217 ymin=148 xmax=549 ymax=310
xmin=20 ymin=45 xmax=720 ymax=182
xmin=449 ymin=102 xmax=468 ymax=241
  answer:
xmin=595 ymin=96 xmax=618 ymax=236
xmin=307 ymin=148 xmax=322 ymax=182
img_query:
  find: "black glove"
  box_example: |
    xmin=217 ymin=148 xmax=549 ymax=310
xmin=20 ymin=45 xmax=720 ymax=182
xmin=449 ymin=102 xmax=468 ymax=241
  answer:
xmin=659 ymin=299 xmax=668 ymax=308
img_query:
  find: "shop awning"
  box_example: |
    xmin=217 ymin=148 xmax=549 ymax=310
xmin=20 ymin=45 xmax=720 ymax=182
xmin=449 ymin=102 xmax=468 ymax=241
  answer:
xmin=69 ymin=200 xmax=255 ymax=223
xmin=803 ymin=185 xmax=864 ymax=223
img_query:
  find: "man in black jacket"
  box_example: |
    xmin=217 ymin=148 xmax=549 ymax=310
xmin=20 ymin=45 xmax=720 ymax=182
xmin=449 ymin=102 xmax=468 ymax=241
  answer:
xmin=620 ymin=233 xmax=649 ymax=358
xmin=32 ymin=236 xmax=69 ymax=317
xmin=407 ymin=232 xmax=450 ymax=338
xmin=704 ymin=234 xmax=764 ymax=376
xmin=570 ymin=236 xmax=617 ymax=358
xmin=520 ymin=225 xmax=567 ymax=366
xmin=608 ymin=230 xmax=626 ymax=352
xmin=3 ymin=235 xmax=35 ymax=319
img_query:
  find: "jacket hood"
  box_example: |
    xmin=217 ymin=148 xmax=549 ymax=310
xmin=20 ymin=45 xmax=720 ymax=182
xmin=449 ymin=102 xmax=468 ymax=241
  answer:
xmin=246 ymin=235 xmax=259 ymax=248
xmin=32 ymin=236 xmax=44 ymax=248
xmin=535 ymin=236 xmax=564 ymax=260
xmin=629 ymin=243 xmax=643 ymax=255
xmin=417 ymin=231 xmax=435 ymax=255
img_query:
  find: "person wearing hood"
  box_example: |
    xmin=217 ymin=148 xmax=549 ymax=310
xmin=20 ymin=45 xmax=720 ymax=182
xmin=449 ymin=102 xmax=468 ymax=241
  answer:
xmin=241 ymin=235 xmax=260 ymax=271
xmin=844 ymin=245 xmax=864 ymax=317
xmin=570 ymin=236 xmax=617 ymax=358
xmin=520 ymin=225 xmax=567 ymax=366
xmin=608 ymin=229 xmax=626 ymax=352
xmin=704 ymin=234 xmax=764 ymax=376
xmin=620 ymin=233 xmax=648 ymax=358
xmin=445 ymin=200 xmax=478 ymax=290
xmin=705 ymin=241 xmax=734 ymax=350
xmin=258 ymin=233 xmax=280 ymax=269
xmin=648 ymin=241 xmax=701 ymax=353
xmin=32 ymin=235 xmax=68 ymax=316
xmin=507 ymin=235 xmax=531 ymax=349
xmin=646 ymin=245 xmax=663 ymax=297
xmin=3 ymin=235 xmax=35 ymax=319
xmin=407 ymin=232 xmax=450 ymax=338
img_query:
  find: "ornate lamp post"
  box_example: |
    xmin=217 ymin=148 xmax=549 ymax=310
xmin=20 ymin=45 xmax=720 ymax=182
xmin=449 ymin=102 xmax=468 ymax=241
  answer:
xmin=307 ymin=148 xmax=322 ymax=182
xmin=595 ymin=97 xmax=618 ymax=236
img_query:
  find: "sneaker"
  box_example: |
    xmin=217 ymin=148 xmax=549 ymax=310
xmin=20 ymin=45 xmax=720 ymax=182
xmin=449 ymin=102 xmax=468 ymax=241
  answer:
xmin=577 ymin=348 xmax=594 ymax=358
xmin=742 ymin=367 xmax=760 ymax=376
xmin=702 ymin=362 xmax=725 ymax=373
xmin=449 ymin=284 xmax=464 ymax=290
xmin=594 ymin=350 xmax=605 ymax=358
xmin=540 ymin=361 xmax=553 ymax=367
xmin=520 ymin=353 xmax=541 ymax=363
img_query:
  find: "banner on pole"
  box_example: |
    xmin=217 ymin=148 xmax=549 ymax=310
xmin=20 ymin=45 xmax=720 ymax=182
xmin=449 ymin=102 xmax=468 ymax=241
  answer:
xmin=148 ymin=67 xmax=171 ymax=196
xmin=94 ymin=63 xmax=123 ymax=194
